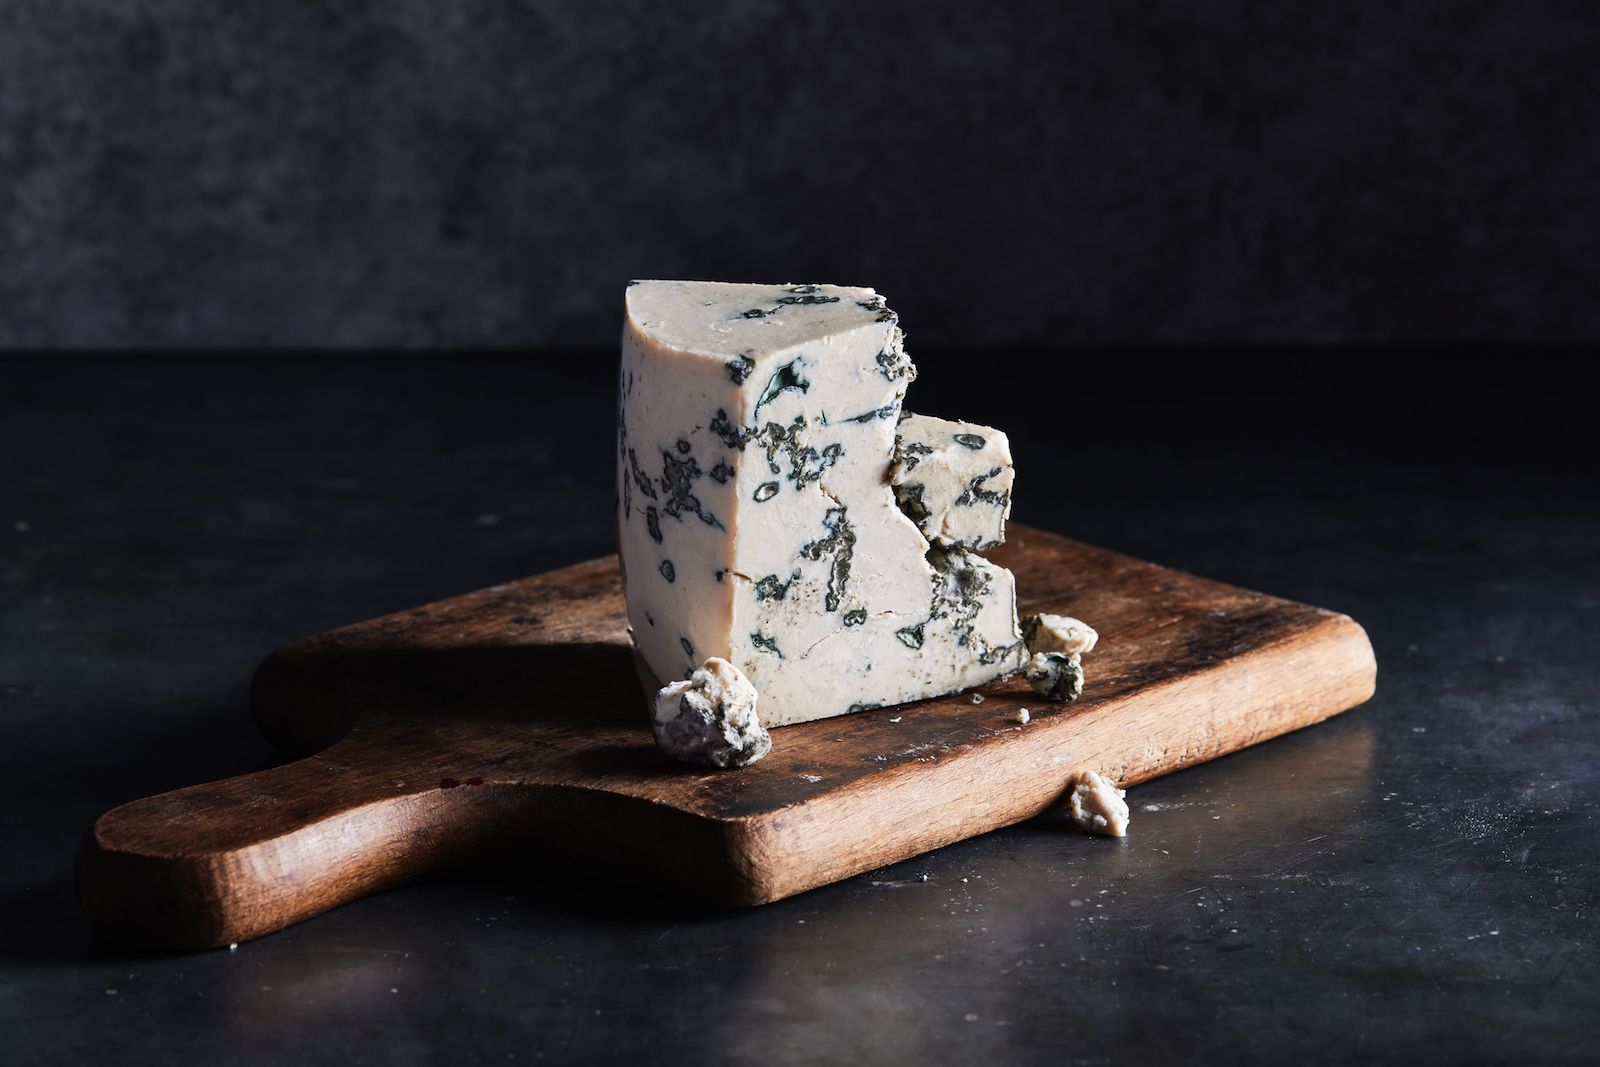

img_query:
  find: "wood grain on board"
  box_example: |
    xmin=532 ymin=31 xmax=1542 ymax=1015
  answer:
xmin=75 ymin=525 xmax=1375 ymax=949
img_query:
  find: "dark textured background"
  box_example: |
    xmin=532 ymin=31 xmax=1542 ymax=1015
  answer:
xmin=3 ymin=1 xmax=1599 ymax=348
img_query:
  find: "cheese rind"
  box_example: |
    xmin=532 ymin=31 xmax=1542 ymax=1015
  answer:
xmin=618 ymin=280 xmax=1025 ymax=727
xmin=889 ymin=413 xmax=1013 ymax=551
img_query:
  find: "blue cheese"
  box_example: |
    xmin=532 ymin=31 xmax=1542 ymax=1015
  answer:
xmin=618 ymin=280 xmax=1025 ymax=727
xmin=1024 ymin=652 xmax=1083 ymax=702
xmin=1021 ymin=613 xmax=1096 ymax=702
xmin=1021 ymin=614 xmax=1098 ymax=656
xmin=889 ymin=413 xmax=1013 ymax=551
xmin=653 ymin=658 xmax=771 ymax=768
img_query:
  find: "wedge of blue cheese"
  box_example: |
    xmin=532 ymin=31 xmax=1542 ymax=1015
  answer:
xmin=618 ymin=279 xmax=1025 ymax=727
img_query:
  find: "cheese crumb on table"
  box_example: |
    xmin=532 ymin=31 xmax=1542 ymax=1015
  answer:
xmin=1069 ymin=770 xmax=1129 ymax=837
xmin=653 ymin=657 xmax=771 ymax=768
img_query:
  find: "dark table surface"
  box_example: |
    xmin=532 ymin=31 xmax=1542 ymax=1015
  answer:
xmin=2 ymin=352 xmax=1595 ymax=1065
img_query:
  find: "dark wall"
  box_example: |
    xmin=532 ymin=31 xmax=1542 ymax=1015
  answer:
xmin=2 ymin=1 xmax=1596 ymax=348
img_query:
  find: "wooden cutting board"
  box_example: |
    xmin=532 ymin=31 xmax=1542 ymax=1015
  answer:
xmin=75 ymin=525 xmax=1375 ymax=949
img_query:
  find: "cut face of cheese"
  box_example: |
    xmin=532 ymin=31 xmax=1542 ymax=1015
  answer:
xmin=618 ymin=280 xmax=1024 ymax=727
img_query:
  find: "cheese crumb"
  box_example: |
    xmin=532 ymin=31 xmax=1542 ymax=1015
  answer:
xmin=653 ymin=658 xmax=772 ymax=768
xmin=1024 ymin=652 xmax=1083 ymax=702
xmin=1017 ymin=708 xmax=1030 ymax=724
xmin=888 ymin=413 xmax=1013 ymax=551
xmin=1020 ymin=614 xmax=1096 ymax=702
xmin=1069 ymin=770 xmax=1129 ymax=837
xmin=1021 ymin=614 xmax=1098 ymax=656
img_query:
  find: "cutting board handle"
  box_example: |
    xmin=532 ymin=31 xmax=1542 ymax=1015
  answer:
xmin=74 ymin=737 xmax=506 ymax=949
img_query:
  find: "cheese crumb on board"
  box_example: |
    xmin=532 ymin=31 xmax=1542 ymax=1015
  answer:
xmin=1069 ymin=770 xmax=1129 ymax=837
xmin=1020 ymin=613 xmax=1097 ymax=702
xmin=618 ymin=280 xmax=1025 ymax=728
xmin=1021 ymin=614 xmax=1098 ymax=655
xmin=1024 ymin=652 xmax=1083 ymax=702
xmin=653 ymin=657 xmax=771 ymax=768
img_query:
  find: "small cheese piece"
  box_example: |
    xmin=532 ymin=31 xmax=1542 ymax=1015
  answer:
xmin=618 ymin=280 xmax=1025 ymax=726
xmin=1021 ymin=614 xmax=1096 ymax=701
xmin=653 ymin=657 xmax=771 ymax=768
xmin=889 ymin=413 xmax=1013 ymax=551
xmin=1069 ymin=770 xmax=1129 ymax=837
xmin=1021 ymin=614 xmax=1099 ymax=656
xmin=1025 ymin=651 xmax=1083 ymax=702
